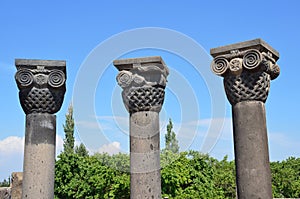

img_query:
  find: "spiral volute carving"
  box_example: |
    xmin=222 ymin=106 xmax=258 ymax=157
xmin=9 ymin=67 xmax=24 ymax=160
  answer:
xmin=211 ymin=56 xmax=229 ymax=76
xmin=117 ymin=71 xmax=133 ymax=88
xmin=15 ymin=69 xmax=34 ymax=88
xmin=211 ymin=45 xmax=280 ymax=104
xmin=242 ymin=49 xmax=262 ymax=70
xmin=15 ymin=61 xmax=66 ymax=115
xmin=48 ymin=70 xmax=65 ymax=88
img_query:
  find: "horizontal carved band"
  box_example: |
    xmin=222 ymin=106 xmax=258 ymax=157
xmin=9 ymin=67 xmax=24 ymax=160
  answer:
xmin=211 ymin=49 xmax=280 ymax=80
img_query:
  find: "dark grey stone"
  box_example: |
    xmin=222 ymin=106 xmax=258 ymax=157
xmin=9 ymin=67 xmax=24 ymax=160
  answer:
xmin=210 ymin=39 xmax=280 ymax=199
xmin=22 ymin=113 xmax=56 ymax=199
xmin=130 ymin=111 xmax=161 ymax=199
xmin=114 ymin=56 xmax=168 ymax=113
xmin=114 ymin=56 xmax=169 ymax=199
xmin=113 ymin=56 xmax=167 ymax=71
xmin=14 ymin=58 xmax=66 ymax=199
xmin=233 ymin=101 xmax=272 ymax=199
xmin=210 ymin=38 xmax=279 ymax=60
xmin=15 ymin=58 xmax=66 ymax=115
xmin=15 ymin=59 xmax=66 ymax=68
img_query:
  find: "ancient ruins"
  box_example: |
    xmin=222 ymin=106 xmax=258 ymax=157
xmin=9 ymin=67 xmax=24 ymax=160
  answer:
xmin=1 ymin=38 xmax=280 ymax=199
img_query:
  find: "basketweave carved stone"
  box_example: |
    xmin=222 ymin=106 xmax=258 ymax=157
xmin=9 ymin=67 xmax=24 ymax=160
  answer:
xmin=210 ymin=39 xmax=280 ymax=105
xmin=15 ymin=59 xmax=66 ymax=114
xmin=114 ymin=56 xmax=169 ymax=113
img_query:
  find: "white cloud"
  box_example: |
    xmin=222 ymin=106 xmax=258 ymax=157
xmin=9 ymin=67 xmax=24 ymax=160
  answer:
xmin=97 ymin=142 xmax=121 ymax=155
xmin=0 ymin=136 xmax=24 ymax=181
xmin=56 ymin=135 xmax=64 ymax=156
xmin=0 ymin=134 xmax=75 ymax=180
xmin=0 ymin=136 xmax=24 ymax=155
xmin=0 ymin=135 xmax=65 ymax=157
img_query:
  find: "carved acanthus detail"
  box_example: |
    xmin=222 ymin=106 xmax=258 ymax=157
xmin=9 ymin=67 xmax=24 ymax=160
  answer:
xmin=15 ymin=59 xmax=66 ymax=114
xmin=114 ymin=57 xmax=169 ymax=113
xmin=210 ymin=39 xmax=280 ymax=105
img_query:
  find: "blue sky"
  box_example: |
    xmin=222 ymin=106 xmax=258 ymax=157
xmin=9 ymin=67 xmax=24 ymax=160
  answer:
xmin=0 ymin=1 xmax=300 ymax=180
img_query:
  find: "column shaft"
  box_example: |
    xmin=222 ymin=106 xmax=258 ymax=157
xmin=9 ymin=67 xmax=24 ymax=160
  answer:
xmin=232 ymin=101 xmax=272 ymax=199
xmin=114 ymin=56 xmax=168 ymax=198
xmin=130 ymin=111 xmax=161 ymax=199
xmin=210 ymin=39 xmax=280 ymax=199
xmin=22 ymin=113 xmax=56 ymax=199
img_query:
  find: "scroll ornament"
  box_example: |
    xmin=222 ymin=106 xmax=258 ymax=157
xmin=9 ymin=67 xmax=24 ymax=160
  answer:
xmin=117 ymin=64 xmax=169 ymax=113
xmin=15 ymin=67 xmax=66 ymax=114
xmin=211 ymin=49 xmax=280 ymax=105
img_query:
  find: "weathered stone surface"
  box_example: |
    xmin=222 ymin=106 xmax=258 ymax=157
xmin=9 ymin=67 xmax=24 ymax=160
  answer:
xmin=15 ymin=59 xmax=66 ymax=67
xmin=114 ymin=56 xmax=169 ymax=113
xmin=233 ymin=101 xmax=273 ymax=199
xmin=114 ymin=56 xmax=168 ymax=199
xmin=15 ymin=59 xmax=66 ymax=199
xmin=22 ymin=113 xmax=56 ymax=199
xmin=210 ymin=38 xmax=281 ymax=105
xmin=210 ymin=38 xmax=280 ymax=105
xmin=210 ymin=39 xmax=280 ymax=199
xmin=130 ymin=111 xmax=161 ymax=199
xmin=0 ymin=187 xmax=11 ymax=199
xmin=210 ymin=38 xmax=279 ymax=60
xmin=15 ymin=59 xmax=66 ymax=115
xmin=11 ymin=172 xmax=23 ymax=199
xmin=113 ymin=56 xmax=167 ymax=71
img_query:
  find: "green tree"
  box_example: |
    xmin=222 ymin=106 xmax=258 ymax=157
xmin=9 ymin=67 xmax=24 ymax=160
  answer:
xmin=165 ymin=118 xmax=179 ymax=153
xmin=75 ymin=143 xmax=89 ymax=157
xmin=94 ymin=152 xmax=130 ymax=172
xmin=54 ymin=138 xmax=300 ymax=199
xmin=0 ymin=177 xmax=10 ymax=187
xmin=55 ymin=153 xmax=130 ymax=199
xmin=161 ymin=151 xmax=222 ymax=198
xmin=212 ymin=155 xmax=236 ymax=198
xmin=271 ymin=157 xmax=300 ymax=198
xmin=63 ymin=104 xmax=75 ymax=154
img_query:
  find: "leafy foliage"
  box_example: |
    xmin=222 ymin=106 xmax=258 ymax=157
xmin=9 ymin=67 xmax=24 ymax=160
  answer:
xmin=75 ymin=143 xmax=89 ymax=157
xmin=161 ymin=150 xmax=235 ymax=199
xmin=63 ymin=104 xmax=75 ymax=154
xmin=55 ymin=150 xmax=300 ymax=199
xmin=94 ymin=152 xmax=130 ymax=172
xmin=55 ymin=153 xmax=129 ymax=199
xmin=57 ymin=110 xmax=299 ymax=198
xmin=0 ymin=177 xmax=10 ymax=187
xmin=271 ymin=157 xmax=300 ymax=198
xmin=164 ymin=118 xmax=179 ymax=153
xmin=55 ymin=151 xmax=237 ymax=198
xmin=54 ymin=149 xmax=300 ymax=198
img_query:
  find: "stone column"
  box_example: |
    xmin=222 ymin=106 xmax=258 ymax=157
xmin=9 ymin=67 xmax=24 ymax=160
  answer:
xmin=114 ymin=56 xmax=169 ymax=199
xmin=210 ymin=39 xmax=280 ymax=199
xmin=15 ymin=59 xmax=66 ymax=199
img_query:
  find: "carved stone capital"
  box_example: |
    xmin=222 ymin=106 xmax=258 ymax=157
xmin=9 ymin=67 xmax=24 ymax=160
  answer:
xmin=15 ymin=59 xmax=66 ymax=114
xmin=210 ymin=39 xmax=280 ymax=105
xmin=114 ymin=56 xmax=169 ymax=113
